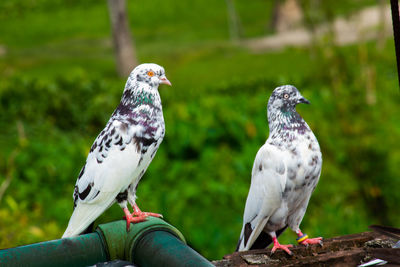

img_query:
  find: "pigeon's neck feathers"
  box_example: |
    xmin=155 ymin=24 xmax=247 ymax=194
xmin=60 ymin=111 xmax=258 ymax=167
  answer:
xmin=114 ymin=80 xmax=162 ymax=117
xmin=267 ymin=106 xmax=310 ymax=140
xmin=124 ymin=77 xmax=162 ymax=104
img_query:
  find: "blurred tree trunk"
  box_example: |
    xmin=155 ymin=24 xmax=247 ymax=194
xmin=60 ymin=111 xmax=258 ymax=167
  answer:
xmin=107 ymin=0 xmax=138 ymax=77
xmin=271 ymin=0 xmax=303 ymax=33
xmin=269 ymin=0 xmax=280 ymax=33
xmin=225 ymin=0 xmax=241 ymax=42
xmin=377 ymin=0 xmax=386 ymax=50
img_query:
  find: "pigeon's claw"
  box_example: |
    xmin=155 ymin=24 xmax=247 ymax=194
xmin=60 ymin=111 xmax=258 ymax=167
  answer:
xmin=133 ymin=211 xmax=163 ymax=218
xmin=300 ymin=237 xmax=323 ymax=246
xmin=296 ymin=231 xmax=323 ymax=246
xmin=132 ymin=203 xmax=163 ymax=219
xmin=123 ymin=208 xmax=147 ymax=231
xmin=271 ymin=237 xmax=293 ymax=255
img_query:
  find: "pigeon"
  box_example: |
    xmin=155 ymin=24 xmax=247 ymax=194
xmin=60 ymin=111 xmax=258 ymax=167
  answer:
xmin=62 ymin=63 xmax=171 ymax=238
xmin=236 ymin=85 xmax=322 ymax=254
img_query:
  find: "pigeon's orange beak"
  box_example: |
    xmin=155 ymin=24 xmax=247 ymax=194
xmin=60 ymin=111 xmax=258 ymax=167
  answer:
xmin=160 ymin=77 xmax=172 ymax=86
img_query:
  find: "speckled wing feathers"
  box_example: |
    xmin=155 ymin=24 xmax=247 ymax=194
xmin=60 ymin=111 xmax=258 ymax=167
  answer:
xmin=73 ymin=119 xmax=139 ymax=207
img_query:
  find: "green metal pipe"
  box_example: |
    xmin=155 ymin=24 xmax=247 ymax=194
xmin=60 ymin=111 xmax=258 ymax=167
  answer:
xmin=0 ymin=217 xmax=213 ymax=267
xmin=0 ymin=232 xmax=107 ymax=267
xmin=97 ymin=217 xmax=213 ymax=267
xmin=132 ymin=230 xmax=213 ymax=267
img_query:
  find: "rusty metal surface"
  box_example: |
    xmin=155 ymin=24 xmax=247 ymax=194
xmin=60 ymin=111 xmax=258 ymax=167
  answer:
xmin=213 ymin=231 xmax=400 ymax=267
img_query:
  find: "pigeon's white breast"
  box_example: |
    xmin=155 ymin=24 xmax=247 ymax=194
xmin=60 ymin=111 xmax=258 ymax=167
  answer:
xmin=266 ymin=133 xmax=322 ymax=231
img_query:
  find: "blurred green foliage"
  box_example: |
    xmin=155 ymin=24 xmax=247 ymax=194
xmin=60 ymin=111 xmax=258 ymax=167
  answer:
xmin=0 ymin=0 xmax=399 ymax=261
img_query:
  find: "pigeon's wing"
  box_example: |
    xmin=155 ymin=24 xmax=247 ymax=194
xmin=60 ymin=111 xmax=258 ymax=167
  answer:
xmin=62 ymin=120 xmax=142 ymax=238
xmin=237 ymin=143 xmax=286 ymax=251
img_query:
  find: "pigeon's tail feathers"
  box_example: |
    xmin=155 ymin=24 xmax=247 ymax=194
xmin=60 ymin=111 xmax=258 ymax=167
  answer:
xmin=236 ymin=222 xmax=253 ymax=251
xmin=236 ymin=229 xmax=272 ymax=252
xmin=236 ymin=220 xmax=287 ymax=252
xmin=235 ymin=239 xmax=241 ymax=252
xmin=62 ymin=196 xmax=115 ymax=238
xmin=235 ymin=227 xmax=245 ymax=252
xmin=236 ymin=217 xmax=270 ymax=252
xmin=250 ymin=226 xmax=287 ymax=250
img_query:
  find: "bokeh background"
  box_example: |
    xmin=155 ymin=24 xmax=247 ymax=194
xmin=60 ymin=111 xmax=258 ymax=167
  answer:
xmin=0 ymin=0 xmax=399 ymax=260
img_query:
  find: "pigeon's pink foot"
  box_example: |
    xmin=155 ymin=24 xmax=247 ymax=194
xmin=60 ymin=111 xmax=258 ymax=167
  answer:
xmin=296 ymin=230 xmax=323 ymax=246
xmin=300 ymin=237 xmax=323 ymax=245
xmin=132 ymin=203 xmax=163 ymax=218
xmin=271 ymin=237 xmax=293 ymax=255
xmin=123 ymin=208 xmax=147 ymax=231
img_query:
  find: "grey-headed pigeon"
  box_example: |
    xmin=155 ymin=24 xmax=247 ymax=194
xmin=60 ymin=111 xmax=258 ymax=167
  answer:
xmin=236 ymin=85 xmax=322 ymax=254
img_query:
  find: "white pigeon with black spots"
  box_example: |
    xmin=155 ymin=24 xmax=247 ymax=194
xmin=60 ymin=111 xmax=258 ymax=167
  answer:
xmin=62 ymin=63 xmax=171 ymax=238
xmin=236 ymin=85 xmax=323 ymax=254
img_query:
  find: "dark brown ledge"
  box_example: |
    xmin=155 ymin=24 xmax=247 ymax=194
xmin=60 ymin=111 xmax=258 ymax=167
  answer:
xmin=213 ymin=231 xmax=400 ymax=267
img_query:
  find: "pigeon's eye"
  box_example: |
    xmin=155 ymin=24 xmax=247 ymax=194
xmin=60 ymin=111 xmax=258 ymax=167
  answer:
xmin=283 ymin=93 xmax=289 ymax=99
xmin=147 ymin=71 xmax=155 ymax=77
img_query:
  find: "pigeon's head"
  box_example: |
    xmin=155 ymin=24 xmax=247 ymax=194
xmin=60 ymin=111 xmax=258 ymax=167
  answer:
xmin=268 ymin=85 xmax=310 ymax=112
xmin=131 ymin=63 xmax=171 ymax=88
